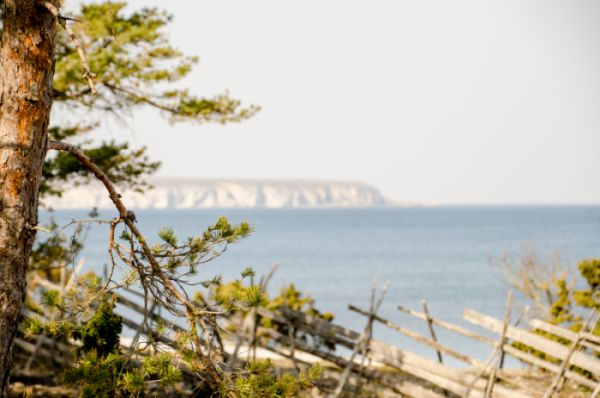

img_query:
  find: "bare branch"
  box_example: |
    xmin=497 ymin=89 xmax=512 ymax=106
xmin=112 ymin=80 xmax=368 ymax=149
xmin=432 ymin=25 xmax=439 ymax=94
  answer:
xmin=47 ymin=140 xmax=224 ymax=385
xmin=48 ymin=141 xmax=126 ymax=216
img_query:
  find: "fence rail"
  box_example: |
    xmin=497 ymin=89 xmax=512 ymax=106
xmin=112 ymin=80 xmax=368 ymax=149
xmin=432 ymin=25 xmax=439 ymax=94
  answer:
xmin=15 ymin=277 xmax=600 ymax=397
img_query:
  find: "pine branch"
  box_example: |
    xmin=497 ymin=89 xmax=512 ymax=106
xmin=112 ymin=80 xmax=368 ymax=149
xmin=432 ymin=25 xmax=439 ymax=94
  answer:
xmin=47 ymin=140 xmax=224 ymax=386
xmin=41 ymin=1 xmax=97 ymax=94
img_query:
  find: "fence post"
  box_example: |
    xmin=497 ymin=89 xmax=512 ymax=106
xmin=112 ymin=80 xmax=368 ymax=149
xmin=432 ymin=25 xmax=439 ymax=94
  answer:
xmin=422 ymin=300 xmax=444 ymax=364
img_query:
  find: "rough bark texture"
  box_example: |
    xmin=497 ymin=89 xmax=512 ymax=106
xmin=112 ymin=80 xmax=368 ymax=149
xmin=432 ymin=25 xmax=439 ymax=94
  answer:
xmin=0 ymin=0 xmax=58 ymax=393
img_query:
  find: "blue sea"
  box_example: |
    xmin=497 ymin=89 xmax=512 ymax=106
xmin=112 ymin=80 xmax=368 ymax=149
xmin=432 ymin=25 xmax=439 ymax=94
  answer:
xmin=40 ymin=206 xmax=600 ymax=366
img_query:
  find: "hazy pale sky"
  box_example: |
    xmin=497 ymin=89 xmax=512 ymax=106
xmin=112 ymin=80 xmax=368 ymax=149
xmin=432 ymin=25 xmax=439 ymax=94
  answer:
xmin=82 ymin=0 xmax=600 ymax=204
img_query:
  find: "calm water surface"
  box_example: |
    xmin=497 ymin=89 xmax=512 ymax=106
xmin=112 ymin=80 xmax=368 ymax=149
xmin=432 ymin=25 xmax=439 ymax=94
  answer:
xmin=41 ymin=206 xmax=600 ymax=365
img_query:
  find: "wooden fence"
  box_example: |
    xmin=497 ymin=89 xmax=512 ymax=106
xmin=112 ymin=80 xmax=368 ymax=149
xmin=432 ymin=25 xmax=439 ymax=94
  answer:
xmin=14 ymin=277 xmax=600 ymax=397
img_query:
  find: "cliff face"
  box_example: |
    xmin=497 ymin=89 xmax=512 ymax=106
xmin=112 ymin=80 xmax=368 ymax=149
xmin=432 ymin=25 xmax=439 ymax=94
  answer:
xmin=45 ymin=179 xmax=391 ymax=209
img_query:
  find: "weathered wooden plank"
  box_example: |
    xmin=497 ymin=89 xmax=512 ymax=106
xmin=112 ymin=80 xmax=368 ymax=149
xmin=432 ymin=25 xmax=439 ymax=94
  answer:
xmin=13 ymin=338 xmax=71 ymax=366
xmin=256 ymin=307 xmax=357 ymax=349
xmin=501 ymin=343 xmax=596 ymax=389
xmin=278 ymin=306 xmax=361 ymax=340
xmin=265 ymin=305 xmax=529 ymax=397
xmin=390 ymin=380 xmax=448 ymax=398
xmin=350 ymin=304 xmax=483 ymax=368
xmin=260 ymin=327 xmax=446 ymax=398
xmin=398 ymin=361 xmax=485 ymax=398
xmin=590 ymin=380 xmax=600 ymax=398
xmin=464 ymin=309 xmax=600 ymax=377
xmin=398 ymin=306 xmax=596 ymax=388
xmin=529 ymin=319 xmax=600 ymax=353
xmin=30 ymin=275 xmax=59 ymax=291
xmin=367 ymin=340 xmax=529 ymax=398
xmin=482 ymin=291 xmax=512 ymax=398
xmin=265 ymin=304 xmax=593 ymax=389
xmin=543 ymin=311 xmax=597 ymax=398
xmin=398 ymin=305 xmax=495 ymax=345
xmin=395 ymin=306 xmax=594 ymax=388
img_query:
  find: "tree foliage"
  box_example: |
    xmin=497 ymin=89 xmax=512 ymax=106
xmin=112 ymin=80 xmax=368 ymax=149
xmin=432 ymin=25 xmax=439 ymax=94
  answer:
xmin=17 ymin=1 xmax=322 ymax=396
xmin=43 ymin=1 xmax=259 ymax=198
xmin=502 ymin=252 xmax=600 ymax=373
xmin=501 ymin=252 xmax=599 ymax=331
xmin=230 ymin=360 xmax=322 ymax=398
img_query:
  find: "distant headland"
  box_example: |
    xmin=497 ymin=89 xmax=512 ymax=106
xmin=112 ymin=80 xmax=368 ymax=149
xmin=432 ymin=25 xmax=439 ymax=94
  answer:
xmin=44 ymin=178 xmax=400 ymax=209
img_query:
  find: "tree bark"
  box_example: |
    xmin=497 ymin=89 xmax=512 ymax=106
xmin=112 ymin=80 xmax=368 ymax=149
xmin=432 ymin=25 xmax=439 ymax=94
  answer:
xmin=0 ymin=0 xmax=58 ymax=393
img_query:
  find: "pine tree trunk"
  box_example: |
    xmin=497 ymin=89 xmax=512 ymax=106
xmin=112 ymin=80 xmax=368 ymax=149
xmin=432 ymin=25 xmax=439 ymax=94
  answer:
xmin=0 ymin=1 xmax=58 ymax=393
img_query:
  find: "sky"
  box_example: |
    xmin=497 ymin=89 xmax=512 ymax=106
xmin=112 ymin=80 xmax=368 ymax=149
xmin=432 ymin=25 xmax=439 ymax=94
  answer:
xmin=74 ymin=0 xmax=600 ymax=204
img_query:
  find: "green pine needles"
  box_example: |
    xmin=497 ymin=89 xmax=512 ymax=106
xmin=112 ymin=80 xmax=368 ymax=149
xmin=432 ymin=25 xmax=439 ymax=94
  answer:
xmin=17 ymin=1 xmax=321 ymax=396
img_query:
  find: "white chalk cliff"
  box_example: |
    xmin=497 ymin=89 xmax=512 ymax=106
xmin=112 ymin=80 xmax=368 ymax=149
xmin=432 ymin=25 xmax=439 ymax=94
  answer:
xmin=45 ymin=178 xmax=391 ymax=209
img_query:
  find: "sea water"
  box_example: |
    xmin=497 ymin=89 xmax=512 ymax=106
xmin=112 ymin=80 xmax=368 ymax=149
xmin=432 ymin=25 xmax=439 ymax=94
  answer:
xmin=40 ymin=206 xmax=600 ymax=366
